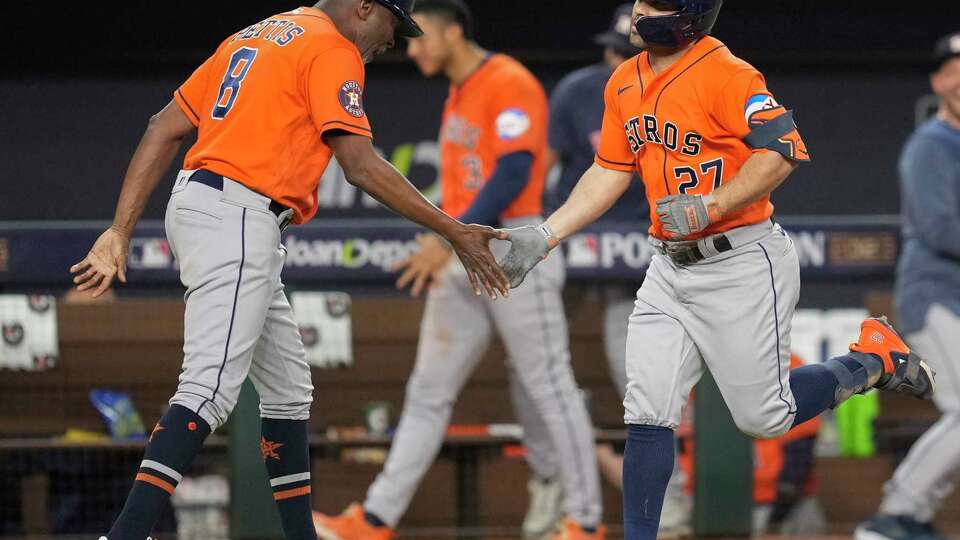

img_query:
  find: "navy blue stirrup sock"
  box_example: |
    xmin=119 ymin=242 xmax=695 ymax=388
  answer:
xmin=623 ymin=425 xmax=674 ymax=540
xmin=790 ymin=353 xmax=884 ymax=427
xmin=261 ymin=418 xmax=317 ymax=540
xmin=108 ymin=404 xmax=211 ymax=540
xmin=789 ymin=364 xmax=839 ymax=426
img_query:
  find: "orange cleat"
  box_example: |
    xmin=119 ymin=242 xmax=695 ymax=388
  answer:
xmin=548 ymin=518 xmax=607 ymax=540
xmin=849 ymin=316 xmax=935 ymax=399
xmin=313 ymin=503 xmax=395 ymax=540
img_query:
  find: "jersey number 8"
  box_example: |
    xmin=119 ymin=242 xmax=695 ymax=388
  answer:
xmin=212 ymin=47 xmax=259 ymax=120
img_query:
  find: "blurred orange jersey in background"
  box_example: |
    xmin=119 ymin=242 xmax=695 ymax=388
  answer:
xmin=439 ymin=54 xmax=548 ymax=220
xmin=174 ymin=7 xmax=372 ymax=224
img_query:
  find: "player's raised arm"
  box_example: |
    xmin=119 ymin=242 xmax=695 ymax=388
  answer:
xmin=327 ymin=132 xmax=510 ymax=298
xmin=499 ymin=63 xmax=637 ymax=288
xmin=498 ymin=163 xmax=632 ymax=287
xmin=546 ymin=163 xmax=634 ymax=240
xmin=70 ymin=100 xmax=196 ymax=297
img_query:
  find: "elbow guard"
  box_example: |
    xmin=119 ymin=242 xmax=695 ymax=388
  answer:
xmin=743 ymin=109 xmax=810 ymax=162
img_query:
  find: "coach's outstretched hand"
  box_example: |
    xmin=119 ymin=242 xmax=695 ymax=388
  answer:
xmin=498 ymin=225 xmax=556 ymax=288
xmin=446 ymin=224 xmax=511 ymax=299
xmin=70 ymin=226 xmax=130 ymax=298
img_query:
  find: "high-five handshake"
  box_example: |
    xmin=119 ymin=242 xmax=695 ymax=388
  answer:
xmin=494 ymin=190 xmax=722 ymax=288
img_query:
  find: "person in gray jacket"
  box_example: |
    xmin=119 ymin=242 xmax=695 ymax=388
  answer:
xmin=855 ymin=31 xmax=960 ymax=540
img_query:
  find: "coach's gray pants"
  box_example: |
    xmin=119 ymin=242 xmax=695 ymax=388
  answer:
xmin=165 ymin=172 xmax=312 ymax=431
xmin=880 ymin=304 xmax=960 ymax=522
xmin=364 ymin=219 xmax=602 ymax=527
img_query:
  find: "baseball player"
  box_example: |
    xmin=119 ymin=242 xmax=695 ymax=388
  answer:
xmin=506 ymin=5 xmax=692 ymax=537
xmin=855 ymin=32 xmax=960 ymax=540
xmin=69 ymin=1 xmax=511 ymax=539
xmin=498 ymin=1 xmax=936 ymax=538
xmin=313 ymin=2 xmax=604 ymax=539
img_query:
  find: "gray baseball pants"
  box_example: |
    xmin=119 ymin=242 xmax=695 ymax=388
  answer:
xmin=880 ymin=303 xmax=960 ymax=522
xmin=165 ymin=171 xmax=313 ymax=431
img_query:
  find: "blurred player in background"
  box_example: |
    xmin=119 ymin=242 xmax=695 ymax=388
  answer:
xmin=506 ymin=5 xmax=690 ymax=538
xmin=313 ymin=2 xmax=604 ymax=539
xmin=69 ymin=1 xmax=512 ymax=539
xmin=497 ymin=1 xmax=936 ymax=538
xmin=855 ymin=32 xmax=960 ymax=540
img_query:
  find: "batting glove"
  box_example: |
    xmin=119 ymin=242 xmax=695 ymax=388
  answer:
xmin=656 ymin=193 xmax=723 ymax=239
xmin=498 ymin=224 xmax=558 ymax=288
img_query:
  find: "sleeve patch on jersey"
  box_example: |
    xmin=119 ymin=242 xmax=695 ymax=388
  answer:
xmin=495 ymin=108 xmax=531 ymax=141
xmin=744 ymin=109 xmax=810 ymax=162
xmin=338 ymin=81 xmax=365 ymax=118
xmin=744 ymin=93 xmax=780 ymax=124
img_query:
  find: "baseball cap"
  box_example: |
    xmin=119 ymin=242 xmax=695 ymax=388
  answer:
xmin=374 ymin=0 xmax=424 ymax=37
xmin=934 ymin=31 xmax=960 ymax=70
xmin=594 ymin=3 xmax=641 ymax=57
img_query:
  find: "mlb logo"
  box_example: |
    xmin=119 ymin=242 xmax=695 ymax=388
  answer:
xmin=128 ymin=238 xmax=174 ymax=270
xmin=566 ymin=234 xmax=600 ymax=268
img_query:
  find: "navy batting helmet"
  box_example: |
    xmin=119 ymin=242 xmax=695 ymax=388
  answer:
xmin=634 ymin=0 xmax=723 ymax=49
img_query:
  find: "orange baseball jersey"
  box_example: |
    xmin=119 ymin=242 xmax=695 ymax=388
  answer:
xmin=173 ymin=7 xmax=372 ymax=225
xmin=595 ymin=36 xmax=809 ymax=240
xmin=439 ymin=54 xmax=548 ymax=220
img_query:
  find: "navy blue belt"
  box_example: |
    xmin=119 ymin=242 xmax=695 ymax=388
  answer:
xmin=189 ymin=169 xmax=290 ymax=220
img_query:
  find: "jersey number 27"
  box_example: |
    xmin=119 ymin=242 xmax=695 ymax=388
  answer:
xmin=674 ymin=158 xmax=723 ymax=194
xmin=212 ymin=47 xmax=259 ymax=120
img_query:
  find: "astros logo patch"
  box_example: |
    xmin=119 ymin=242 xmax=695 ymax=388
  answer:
xmin=261 ymin=437 xmax=284 ymax=461
xmin=338 ymin=80 xmax=365 ymax=118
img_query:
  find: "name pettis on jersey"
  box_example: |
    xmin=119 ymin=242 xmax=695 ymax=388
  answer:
xmin=624 ymin=114 xmax=702 ymax=157
xmin=230 ymin=19 xmax=305 ymax=47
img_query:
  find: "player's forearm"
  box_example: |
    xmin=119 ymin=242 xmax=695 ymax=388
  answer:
xmin=349 ymin=156 xmax=463 ymax=238
xmin=112 ymin=102 xmax=195 ymax=236
xmin=711 ymin=151 xmax=797 ymax=216
xmin=545 ymin=163 xmax=632 ymax=240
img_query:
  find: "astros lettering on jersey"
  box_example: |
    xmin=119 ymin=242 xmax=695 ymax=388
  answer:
xmin=439 ymin=54 xmax=548 ymax=220
xmin=174 ymin=7 xmax=372 ymax=225
xmin=595 ymin=36 xmax=809 ymax=240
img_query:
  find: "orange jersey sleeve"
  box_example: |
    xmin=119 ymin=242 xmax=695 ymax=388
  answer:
xmin=174 ymin=48 xmax=220 ymax=127
xmin=305 ymin=47 xmax=372 ymax=139
xmin=712 ymin=68 xmax=810 ymax=162
xmin=486 ymin=70 xmax=546 ymax=159
xmin=594 ymin=68 xmax=636 ymax=172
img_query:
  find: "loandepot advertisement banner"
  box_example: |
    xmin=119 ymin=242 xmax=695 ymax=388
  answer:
xmin=0 ymin=217 xmax=900 ymax=287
